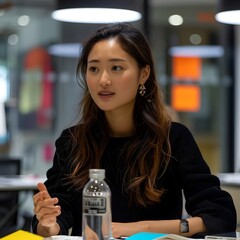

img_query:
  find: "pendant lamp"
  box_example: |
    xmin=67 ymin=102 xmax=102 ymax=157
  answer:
xmin=215 ymin=0 xmax=240 ymax=25
xmin=51 ymin=0 xmax=142 ymax=23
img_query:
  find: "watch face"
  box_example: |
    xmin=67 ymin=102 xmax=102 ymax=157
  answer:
xmin=180 ymin=219 xmax=189 ymax=233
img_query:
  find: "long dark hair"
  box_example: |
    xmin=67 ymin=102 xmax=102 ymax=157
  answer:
xmin=70 ymin=23 xmax=171 ymax=206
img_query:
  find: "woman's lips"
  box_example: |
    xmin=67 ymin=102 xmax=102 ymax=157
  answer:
xmin=98 ymin=91 xmax=115 ymax=99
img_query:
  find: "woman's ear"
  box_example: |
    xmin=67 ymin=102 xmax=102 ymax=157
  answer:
xmin=140 ymin=65 xmax=151 ymax=84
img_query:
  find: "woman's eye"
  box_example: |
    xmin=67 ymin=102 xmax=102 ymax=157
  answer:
xmin=112 ymin=65 xmax=122 ymax=71
xmin=88 ymin=66 xmax=98 ymax=73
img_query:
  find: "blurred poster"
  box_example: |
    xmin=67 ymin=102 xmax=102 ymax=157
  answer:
xmin=18 ymin=47 xmax=54 ymax=130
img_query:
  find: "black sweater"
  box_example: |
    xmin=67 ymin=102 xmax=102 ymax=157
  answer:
xmin=32 ymin=122 xmax=236 ymax=237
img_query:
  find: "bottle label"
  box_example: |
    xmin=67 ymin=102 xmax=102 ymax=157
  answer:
xmin=83 ymin=196 xmax=106 ymax=215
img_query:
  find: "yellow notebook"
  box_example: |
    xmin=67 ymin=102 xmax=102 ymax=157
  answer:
xmin=1 ymin=230 xmax=43 ymax=240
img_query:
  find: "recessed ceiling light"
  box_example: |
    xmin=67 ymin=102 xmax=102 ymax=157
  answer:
xmin=189 ymin=34 xmax=202 ymax=45
xmin=8 ymin=34 xmax=19 ymax=45
xmin=18 ymin=15 xmax=30 ymax=26
xmin=168 ymin=14 xmax=184 ymax=26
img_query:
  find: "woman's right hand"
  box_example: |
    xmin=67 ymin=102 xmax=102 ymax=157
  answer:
xmin=33 ymin=182 xmax=61 ymax=236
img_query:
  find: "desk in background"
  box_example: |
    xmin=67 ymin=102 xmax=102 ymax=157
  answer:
xmin=218 ymin=173 xmax=240 ymax=231
xmin=0 ymin=175 xmax=46 ymax=191
xmin=218 ymin=173 xmax=240 ymax=187
xmin=0 ymin=175 xmax=46 ymax=235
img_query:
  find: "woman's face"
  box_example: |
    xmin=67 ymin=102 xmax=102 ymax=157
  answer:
xmin=86 ymin=38 xmax=149 ymax=114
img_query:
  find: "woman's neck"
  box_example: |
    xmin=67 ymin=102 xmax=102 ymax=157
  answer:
xmin=105 ymin=110 xmax=135 ymax=137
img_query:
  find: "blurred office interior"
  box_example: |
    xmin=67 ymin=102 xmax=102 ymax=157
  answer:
xmin=0 ymin=0 xmax=240 ymax=233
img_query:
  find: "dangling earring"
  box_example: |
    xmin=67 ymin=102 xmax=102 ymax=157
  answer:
xmin=139 ymin=84 xmax=146 ymax=96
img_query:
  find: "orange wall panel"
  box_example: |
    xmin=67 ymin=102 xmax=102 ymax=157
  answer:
xmin=171 ymin=85 xmax=201 ymax=112
xmin=172 ymin=56 xmax=202 ymax=81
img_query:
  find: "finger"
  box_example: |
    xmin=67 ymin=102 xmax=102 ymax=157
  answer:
xmin=34 ymin=198 xmax=59 ymax=213
xmin=33 ymin=191 xmax=52 ymax=206
xmin=37 ymin=182 xmax=47 ymax=192
xmin=36 ymin=209 xmax=61 ymax=224
xmin=35 ymin=204 xmax=61 ymax=216
xmin=37 ymin=182 xmax=51 ymax=198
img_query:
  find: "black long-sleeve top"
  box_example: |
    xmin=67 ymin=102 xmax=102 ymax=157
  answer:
xmin=32 ymin=122 xmax=236 ymax=237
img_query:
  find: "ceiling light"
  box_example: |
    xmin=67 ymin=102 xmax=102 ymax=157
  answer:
xmin=8 ymin=34 xmax=19 ymax=46
xmin=189 ymin=34 xmax=202 ymax=45
xmin=52 ymin=0 xmax=142 ymax=23
xmin=48 ymin=43 xmax=82 ymax=58
xmin=215 ymin=0 xmax=240 ymax=25
xmin=169 ymin=45 xmax=224 ymax=58
xmin=168 ymin=15 xmax=183 ymax=26
xmin=18 ymin=15 xmax=30 ymax=26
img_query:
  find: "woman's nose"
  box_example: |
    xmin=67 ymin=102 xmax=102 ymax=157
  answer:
xmin=99 ymin=71 xmax=111 ymax=87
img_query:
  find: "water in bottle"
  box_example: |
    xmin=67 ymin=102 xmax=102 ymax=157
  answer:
xmin=82 ymin=169 xmax=112 ymax=240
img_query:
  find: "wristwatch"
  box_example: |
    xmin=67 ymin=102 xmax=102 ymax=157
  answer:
xmin=179 ymin=219 xmax=189 ymax=233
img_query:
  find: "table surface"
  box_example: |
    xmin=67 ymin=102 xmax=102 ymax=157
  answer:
xmin=218 ymin=172 xmax=240 ymax=187
xmin=1 ymin=173 xmax=239 ymax=191
xmin=0 ymin=175 xmax=46 ymax=191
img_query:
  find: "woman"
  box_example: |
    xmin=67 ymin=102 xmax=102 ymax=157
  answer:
xmin=32 ymin=23 xmax=236 ymax=238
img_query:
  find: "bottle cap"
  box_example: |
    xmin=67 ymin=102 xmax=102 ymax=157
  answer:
xmin=89 ymin=169 xmax=105 ymax=179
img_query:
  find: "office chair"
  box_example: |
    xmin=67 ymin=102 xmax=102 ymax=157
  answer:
xmin=0 ymin=157 xmax=21 ymax=237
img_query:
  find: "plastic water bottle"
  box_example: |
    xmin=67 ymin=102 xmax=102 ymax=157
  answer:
xmin=82 ymin=169 xmax=112 ymax=240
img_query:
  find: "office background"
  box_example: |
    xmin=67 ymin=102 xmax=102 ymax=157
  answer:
xmin=0 ymin=0 xmax=240 ymax=233
xmin=0 ymin=0 xmax=240 ymax=189
xmin=1 ymin=0 xmax=239 ymax=174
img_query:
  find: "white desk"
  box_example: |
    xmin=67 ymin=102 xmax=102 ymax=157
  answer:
xmin=218 ymin=173 xmax=240 ymax=229
xmin=218 ymin=172 xmax=240 ymax=186
xmin=0 ymin=175 xmax=46 ymax=234
xmin=0 ymin=175 xmax=46 ymax=191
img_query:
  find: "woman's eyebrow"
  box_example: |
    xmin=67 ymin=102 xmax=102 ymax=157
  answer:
xmin=88 ymin=58 xmax=127 ymax=64
xmin=88 ymin=59 xmax=99 ymax=64
xmin=108 ymin=58 xmax=126 ymax=62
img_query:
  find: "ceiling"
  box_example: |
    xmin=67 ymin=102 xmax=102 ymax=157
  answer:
xmin=0 ymin=0 xmax=219 ymax=27
xmin=0 ymin=0 xmax=221 ymax=53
